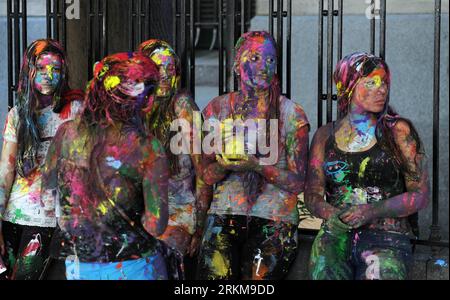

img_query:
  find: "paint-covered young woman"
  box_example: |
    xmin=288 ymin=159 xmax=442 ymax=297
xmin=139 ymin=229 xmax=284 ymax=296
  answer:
xmin=199 ymin=31 xmax=310 ymax=280
xmin=138 ymin=40 xmax=213 ymax=269
xmin=305 ymin=52 xmax=429 ymax=280
xmin=41 ymin=53 xmax=171 ymax=280
xmin=0 ymin=39 xmax=83 ymax=280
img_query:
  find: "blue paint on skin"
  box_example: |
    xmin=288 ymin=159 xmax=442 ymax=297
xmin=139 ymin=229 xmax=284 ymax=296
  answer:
xmin=106 ymin=157 xmax=122 ymax=169
xmin=434 ymin=259 xmax=448 ymax=268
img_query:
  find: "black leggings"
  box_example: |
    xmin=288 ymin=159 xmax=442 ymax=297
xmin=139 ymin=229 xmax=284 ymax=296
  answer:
xmin=0 ymin=221 xmax=54 ymax=280
xmin=197 ymin=214 xmax=298 ymax=280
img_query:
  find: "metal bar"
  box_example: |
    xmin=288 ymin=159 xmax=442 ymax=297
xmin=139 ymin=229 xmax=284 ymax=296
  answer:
xmin=172 ymin=0 xmax=177 ymax=52
xmin=190 ymin=0 xmax=195 ymax=97
xmin=102 ymin=0 xmax=108 ymax=57
xmin=232 ymin=0 xmax=238 ymax=91
xmin=317 ymin=0 xmax=324 ymax=128
xmin=14 ymin=0 xmax=20 ymax=89
xmin=93 ymin=0 xmax=99 ymax=63
xmin=87 ymin=0 xmax=92 ymax=79
xmin=370 ymin=0 xmax=375 ymax=54
xmin=7 ymin=0 xmax=13 ymax=108
xmin=326 ymin=0 xmax=334 ymax=123
xmin=128 ymin=0 xmax=133 ymax=51
xmin=337 ymin=0 xmax=343 ymax=60
xmin=430 ymin=0 xmax=442 ymax=242
xmin=276 ymin=0 xmax=283 ymax=94
xmin=240 ymin=0 xmax=245 ymax=34
xmin=137 ymin=0 xmax=142 ymax=45
xmin=218 ymin=0 xmax=224 ymax=95
xmin=62 ymin=0 xmax=67 ymax=48
xmin=46 ymin=0 xmax=51 ymax=38
xmin=269 ymin=0 xmax=274 ymax=36
xmin=53 ymin=0 xmax=58 ymax=40
xmin=21 ymin=0 xmax=27 ymax=50
xmin=144 ymin=0 xmax=150 ymax=41
xmin=180 ymin=0 xmax=187 ymax=89
xmin=286 ymin=0 xmax=292 ymax=99
xmin=379 ymin=0 xmax=386 ymax=59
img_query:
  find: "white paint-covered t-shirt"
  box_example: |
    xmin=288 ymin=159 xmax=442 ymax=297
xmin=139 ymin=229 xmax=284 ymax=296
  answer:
xmin=2 ymin=100 xmax=82 ymax=227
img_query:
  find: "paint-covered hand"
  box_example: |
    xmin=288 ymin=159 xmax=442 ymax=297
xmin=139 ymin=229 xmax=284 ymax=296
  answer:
xmin=339 ymin=204 xmax=376 ymax=228
xmin=325 ymin=211 xmax=352 ymax=235
xmin=216 ymin=154 xmax=259 ymax=172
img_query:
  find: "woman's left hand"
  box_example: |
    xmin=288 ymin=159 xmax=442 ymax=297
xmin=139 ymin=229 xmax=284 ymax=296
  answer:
xmin=216 ymin=154 xmax=260 ymax=172
xmin=339 ymin=204 xmax=377 ymax=228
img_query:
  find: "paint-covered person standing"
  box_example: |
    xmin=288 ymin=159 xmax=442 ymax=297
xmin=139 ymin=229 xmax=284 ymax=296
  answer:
xmin=41 ymin=53 xmax=170 ymax=280
xmin=0 ymin=39 xmax=83 ymax=280
xmin=138 ymin=40 xmax=213 ymax=277
xmin=305 ymin=52 xmax=429 ymax=280
xmin=198 ymin=31 xmax=309 ymax=280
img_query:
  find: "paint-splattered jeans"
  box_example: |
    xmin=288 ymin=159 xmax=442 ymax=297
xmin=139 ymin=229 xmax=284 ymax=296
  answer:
xmin=309 ymin=224 xmax=413 ymax=280
xmin=0 ymin=221 xmax=54 ymax=280
xmin=197 ymin=214 xmax=298 ymax=280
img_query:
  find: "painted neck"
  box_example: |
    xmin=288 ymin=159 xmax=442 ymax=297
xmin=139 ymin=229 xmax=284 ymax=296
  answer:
xmin=37 ymin=94 xmax=53 ymax=109
xmin=346 ymin=107 xmax=378 ymax=137
xmin=236 ymin=83 xmax=270 ymax=113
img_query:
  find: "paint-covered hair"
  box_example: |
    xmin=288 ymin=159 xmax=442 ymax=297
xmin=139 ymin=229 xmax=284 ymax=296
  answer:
xmin=138 ymin=39 xmax=183 ymax=174
xmin=233 ymin=31 xmax=282 ymax=204
xmin=334 ymin=52 xmax=423 ymax=177
xmin=82 ymin=52 xmax=159 ymax=133
xmin=16 ymin=39 xmax=70 ymax=177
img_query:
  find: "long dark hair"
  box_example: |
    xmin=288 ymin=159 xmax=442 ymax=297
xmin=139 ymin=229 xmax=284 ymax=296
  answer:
xmin=138 ymin=39 xmax=183 ymax=175
xmin=16 ymin=39 xmax=70 ymax=177
xmin=334 ymin=52 xmax=424 ymax=178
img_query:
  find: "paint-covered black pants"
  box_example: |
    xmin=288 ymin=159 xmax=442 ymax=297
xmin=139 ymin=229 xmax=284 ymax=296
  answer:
xmin=197 ymin=214 xmax=298 ymax=280
xmin=0 ymin=221 xmax=54 ymax=280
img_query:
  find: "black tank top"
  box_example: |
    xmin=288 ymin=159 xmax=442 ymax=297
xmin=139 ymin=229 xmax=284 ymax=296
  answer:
xmin=323 ymin=122 xmax=410 ymax=234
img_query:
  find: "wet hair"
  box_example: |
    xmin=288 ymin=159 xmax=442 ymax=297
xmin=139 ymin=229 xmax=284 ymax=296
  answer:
xmin=334 ymin=52 xmax=423 ymax=177
xmin=82 ymin=52 xmax=160 ymax=134
xmin=138 ymin=39 xmax=183 ymax=174
xmin=16 ymin=39 xmax=70 ymax=177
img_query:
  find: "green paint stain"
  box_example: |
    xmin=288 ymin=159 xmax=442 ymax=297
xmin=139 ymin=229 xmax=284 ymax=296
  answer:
xmin=358 ymin=157 xmax=371 ymax=179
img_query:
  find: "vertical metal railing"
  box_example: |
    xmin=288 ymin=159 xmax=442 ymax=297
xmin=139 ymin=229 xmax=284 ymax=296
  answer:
xmin=430 ymin=0 xmax=442 ymax=248
xmin=6 ymin=0 xmax=27 ymax=109
xmin=369 ymin=0 xmax=387 ymax=59
xmin=318 ymin=0 xmax=343 ymax=127
xmin=173 ymin=0 xmax=195 ymax=97
xmin=218 ymin=0 xmax=291 ymax=96
xmin=128 ymin=0 xmax=152 ymax=51
xmin=46 ymin=0 xmax=67 ymax=49
xmin=87 ymin=0 xmax=108 ymax=80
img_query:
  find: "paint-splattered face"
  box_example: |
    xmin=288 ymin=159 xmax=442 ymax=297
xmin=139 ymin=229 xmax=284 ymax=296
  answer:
xmin=238 ymin=39 xmax=277 ymax=90
xmin=351 ymin=67 xmax=388 ymax=114
xmin=150 ymin=48 xmax=178 ymax=98
xmin=34 ymin=52 xmax=62 ymax=96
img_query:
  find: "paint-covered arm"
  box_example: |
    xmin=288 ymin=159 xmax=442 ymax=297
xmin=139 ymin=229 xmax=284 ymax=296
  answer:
xmin=304 ymin=125 xmax=340 ymax=220
xmin=0 ymin=108 xmax=19 ymax=227
xmin=341 ymin=121 xmax=430 ymax=227
xmin=142 ymin=137 xmax=169 ymax=237
xmin=372 ymin=121 xmax=429 ymax=217
xmin=173 ymin=93 xmax=213 ymax=237
xmin=255 ymin=123 xmax=309 ymax=195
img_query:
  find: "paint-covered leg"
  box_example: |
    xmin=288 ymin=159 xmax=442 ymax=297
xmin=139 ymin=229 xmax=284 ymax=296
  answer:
xmin=159 ymin=225 xmax=192 ymax=256
xmin=309 ymin=224 xmax=353 ymax=280
xmin=354 ymin=230 xmax=412 ymax=280
xmin=11 ymin=226 xmax=53 ymax=280
xmin=243 ymin=218 xmax=298 ymax=280
xmin=196 ymin=215 xmax=239 ymax=280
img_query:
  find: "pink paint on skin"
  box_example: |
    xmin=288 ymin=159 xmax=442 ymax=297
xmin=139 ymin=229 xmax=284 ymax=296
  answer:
xmin=34 ymin=53 xmax=62 ymax=96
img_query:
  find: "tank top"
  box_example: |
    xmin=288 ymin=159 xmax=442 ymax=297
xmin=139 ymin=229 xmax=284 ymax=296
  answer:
xmin=323 ymin=122 xmax=411 ymax=234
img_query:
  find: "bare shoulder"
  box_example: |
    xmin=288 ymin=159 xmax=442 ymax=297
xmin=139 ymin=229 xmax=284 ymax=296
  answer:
xmin=279 ymin=96 xmax=310 ymax=128
xmin=202 ymin=93 xmax=231 ymax=118
xmin=173 ymin=91 xmax=199 ymax=116
xmin=312 ymin=122 xmax=334 ymax=146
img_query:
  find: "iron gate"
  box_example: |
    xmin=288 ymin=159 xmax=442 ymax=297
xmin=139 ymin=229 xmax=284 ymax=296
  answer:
xmin=5 ymin=0 xmax=448 ymax=250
